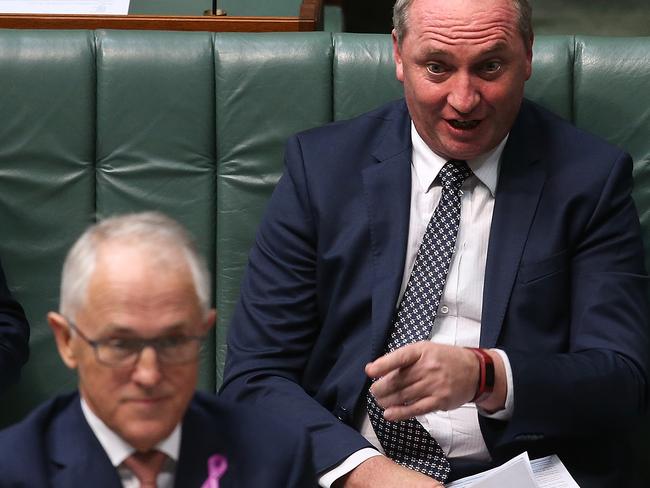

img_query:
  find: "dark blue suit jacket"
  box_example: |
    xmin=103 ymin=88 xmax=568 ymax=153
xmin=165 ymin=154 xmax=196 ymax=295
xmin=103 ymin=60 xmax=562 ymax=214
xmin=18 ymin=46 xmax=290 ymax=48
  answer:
xmin=0 ymin=257 xmax=29 ymax=394
xmin=221 ymin=99 xmax=650 ymax=486
xmin=0 ymin=391 xmax=316 ymax=487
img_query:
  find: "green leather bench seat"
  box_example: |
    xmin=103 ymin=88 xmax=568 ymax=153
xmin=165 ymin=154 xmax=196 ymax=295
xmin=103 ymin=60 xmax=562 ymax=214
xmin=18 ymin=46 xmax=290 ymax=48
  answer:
xmin=0 ymin=32 xmax=648 ymax=478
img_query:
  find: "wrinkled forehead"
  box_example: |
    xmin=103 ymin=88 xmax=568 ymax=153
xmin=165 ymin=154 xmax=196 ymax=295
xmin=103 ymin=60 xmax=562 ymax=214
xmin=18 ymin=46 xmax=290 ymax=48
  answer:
xmin=407 ymin=0 xmax=521 ymax=45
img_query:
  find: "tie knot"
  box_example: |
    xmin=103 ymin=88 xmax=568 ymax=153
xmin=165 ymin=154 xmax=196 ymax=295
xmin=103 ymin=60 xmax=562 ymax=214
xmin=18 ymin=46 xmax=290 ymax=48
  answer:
xmin=123 ymin=450 xmax=167 ymax=488
xmin=439 ymin=159 xmax=471 ymax=189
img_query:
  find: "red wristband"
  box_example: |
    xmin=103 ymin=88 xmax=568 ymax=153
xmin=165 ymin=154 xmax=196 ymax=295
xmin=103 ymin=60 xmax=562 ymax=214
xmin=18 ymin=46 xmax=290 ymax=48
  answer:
xmin=466 ymin=347 xmax=495 ymax=403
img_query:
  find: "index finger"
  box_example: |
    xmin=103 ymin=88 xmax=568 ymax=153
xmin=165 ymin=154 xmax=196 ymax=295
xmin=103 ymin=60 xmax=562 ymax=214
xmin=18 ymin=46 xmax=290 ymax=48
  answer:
xmin=365 ymin=343 xmax=422 ymax=379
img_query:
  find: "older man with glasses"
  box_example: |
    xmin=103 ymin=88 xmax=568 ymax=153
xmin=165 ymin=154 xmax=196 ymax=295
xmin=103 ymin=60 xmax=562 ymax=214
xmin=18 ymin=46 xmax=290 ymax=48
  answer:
xmin=0 ymin=211 xmax=315 ymax=488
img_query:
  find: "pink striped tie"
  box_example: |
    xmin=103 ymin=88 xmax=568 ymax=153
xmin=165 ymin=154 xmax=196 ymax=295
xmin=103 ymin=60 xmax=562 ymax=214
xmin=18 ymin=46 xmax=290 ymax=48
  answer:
xmin=123 ymin=450 xmax=167 ymax=488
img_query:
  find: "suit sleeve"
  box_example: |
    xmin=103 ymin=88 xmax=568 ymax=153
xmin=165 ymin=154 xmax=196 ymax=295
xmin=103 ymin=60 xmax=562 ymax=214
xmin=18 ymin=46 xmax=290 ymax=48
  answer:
xmin=0 ymin=257 xmax=30 ymax=393
xmin=284 ymin=423 xmax=319 ymax=488
xmin=496 ymin=151 xmax=649 ymax=443
xmin=220 ymin=135 xmax=373 ymax=474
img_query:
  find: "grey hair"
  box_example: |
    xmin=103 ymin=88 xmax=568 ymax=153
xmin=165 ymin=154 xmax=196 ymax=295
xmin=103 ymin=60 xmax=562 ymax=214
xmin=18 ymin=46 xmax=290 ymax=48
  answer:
xmin=393 ymin=0 xmax=533 ymax=46
xmin=59 ymin=211 xmax=211 ymax=319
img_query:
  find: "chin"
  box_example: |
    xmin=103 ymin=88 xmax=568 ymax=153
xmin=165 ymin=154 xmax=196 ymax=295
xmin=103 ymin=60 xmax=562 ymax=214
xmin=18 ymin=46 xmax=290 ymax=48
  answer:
xmin=442 ymin=147 xmax=481 ymax=161
xmin=118 ymin=415 xmax=177 ymax=448
xmin=123 ymin=424 xmax=171 ymax=451
xmin=447 ymin=139 xmax=496 ymax=160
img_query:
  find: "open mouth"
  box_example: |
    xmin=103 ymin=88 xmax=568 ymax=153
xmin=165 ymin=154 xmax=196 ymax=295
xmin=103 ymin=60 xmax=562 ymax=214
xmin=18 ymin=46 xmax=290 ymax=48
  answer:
xmin=448 ymin=119 xmax=480 ymax=130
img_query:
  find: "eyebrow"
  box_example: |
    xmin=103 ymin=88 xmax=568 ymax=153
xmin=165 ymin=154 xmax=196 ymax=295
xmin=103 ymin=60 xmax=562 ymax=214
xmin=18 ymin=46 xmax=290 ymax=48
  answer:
xmin=417 ymin=47 xmax=449 ymax=58
xmin=101 ymin=323 xmax=188 ymax=337
xmin=478 ymin=41 xmax=510 ymax=57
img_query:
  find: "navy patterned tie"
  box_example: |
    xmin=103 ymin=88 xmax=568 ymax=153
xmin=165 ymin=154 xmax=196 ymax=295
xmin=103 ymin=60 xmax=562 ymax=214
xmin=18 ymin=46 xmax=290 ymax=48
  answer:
xmin=367 ymin=159 xmax=471 ymax=481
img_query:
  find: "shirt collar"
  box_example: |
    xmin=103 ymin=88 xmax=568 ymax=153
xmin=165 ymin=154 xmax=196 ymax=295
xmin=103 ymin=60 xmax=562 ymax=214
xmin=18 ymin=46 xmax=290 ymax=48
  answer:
xmin=410 ymin=121 xmax=506 ymax=196
xmin=80 ymin=397 xmax=181 ymax=467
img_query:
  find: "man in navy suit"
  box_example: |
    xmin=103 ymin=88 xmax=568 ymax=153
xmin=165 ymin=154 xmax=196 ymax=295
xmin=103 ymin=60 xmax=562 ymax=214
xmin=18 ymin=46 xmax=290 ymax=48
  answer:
xmin=0 ymin=258 xmax=29 ymax=394
xmin=221 ymin=0 xmax=649 ymax=486
xmin=0 ymin=212 xmax=315 ymax=487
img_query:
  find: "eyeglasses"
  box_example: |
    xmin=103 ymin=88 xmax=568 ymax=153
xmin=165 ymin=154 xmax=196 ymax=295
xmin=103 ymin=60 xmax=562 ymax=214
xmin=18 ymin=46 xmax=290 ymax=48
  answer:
xmin=66 ymin=318 xmax=206 ymax=368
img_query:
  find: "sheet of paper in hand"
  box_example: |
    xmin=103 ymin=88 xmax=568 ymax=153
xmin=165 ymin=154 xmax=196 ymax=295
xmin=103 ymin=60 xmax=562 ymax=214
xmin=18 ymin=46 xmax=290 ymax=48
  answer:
xmin=446 ymin=452 xmax=580 ymax=488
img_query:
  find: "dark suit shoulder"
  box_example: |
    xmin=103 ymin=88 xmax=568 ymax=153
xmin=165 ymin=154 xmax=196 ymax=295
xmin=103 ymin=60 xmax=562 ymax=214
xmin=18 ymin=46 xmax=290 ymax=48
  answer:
xmin=519 ymin=98 xmax=627 ymax=162
xmin=508 ymin=99 xmax=632 ymax=202
xmin=280 ymin=98 xmax=411 ymax=207
xmin=0 ymin=392 xmax=78 ymax=444
xmin=292 ymin=98 xmax=409 ymax=163
xmin=0 ymin=392 xmax=78 ymax=487
xmin=297 ymin=98 xmax=406 ymax=138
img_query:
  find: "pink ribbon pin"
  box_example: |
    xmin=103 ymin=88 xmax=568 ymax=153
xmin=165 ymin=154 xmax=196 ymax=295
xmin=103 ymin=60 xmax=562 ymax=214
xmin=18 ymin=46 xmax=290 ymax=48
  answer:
xmin=200 ymin=454 xmax=228 ymax=488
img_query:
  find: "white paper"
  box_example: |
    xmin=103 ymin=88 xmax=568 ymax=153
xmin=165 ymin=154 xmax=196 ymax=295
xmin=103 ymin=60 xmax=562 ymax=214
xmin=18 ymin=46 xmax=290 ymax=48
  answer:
xmin=446 ymin=453 xmax=580 ymax=488
xmin=446 ymin=452 xmax=539 ymax=488
xmin=0 ymin=0 xmax=129 ymax=15
xmin=530 ymin=455 xmax=580 ymax=488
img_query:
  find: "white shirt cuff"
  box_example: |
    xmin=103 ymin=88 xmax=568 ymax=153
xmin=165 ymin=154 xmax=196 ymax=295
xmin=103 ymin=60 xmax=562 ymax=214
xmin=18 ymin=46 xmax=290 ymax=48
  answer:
xmin=318 ymin=448 xmax=383 ymax=488
xmin=478 ymin=348 xmax=514 ymax=420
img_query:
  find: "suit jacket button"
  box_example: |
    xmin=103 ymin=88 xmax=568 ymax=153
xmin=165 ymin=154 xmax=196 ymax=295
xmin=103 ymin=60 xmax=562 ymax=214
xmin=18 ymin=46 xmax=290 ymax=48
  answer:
xmin=334 ymin=405 xmax=349 ymax=422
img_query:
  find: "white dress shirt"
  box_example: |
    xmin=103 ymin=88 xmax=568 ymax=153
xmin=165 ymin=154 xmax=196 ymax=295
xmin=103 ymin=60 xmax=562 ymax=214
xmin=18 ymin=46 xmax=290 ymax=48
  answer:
xmin=319 ymin=123 xmax=514 ymax=487
xmin=81 ymin=398 xmax=181 ymax=488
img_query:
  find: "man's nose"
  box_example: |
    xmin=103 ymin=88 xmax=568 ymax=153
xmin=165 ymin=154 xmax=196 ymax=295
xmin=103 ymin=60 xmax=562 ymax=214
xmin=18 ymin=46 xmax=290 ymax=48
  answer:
xmin=131 ymin=346 xmax=162 ymax=387
xmin=447 ymin=75 xmax=480 ymax=115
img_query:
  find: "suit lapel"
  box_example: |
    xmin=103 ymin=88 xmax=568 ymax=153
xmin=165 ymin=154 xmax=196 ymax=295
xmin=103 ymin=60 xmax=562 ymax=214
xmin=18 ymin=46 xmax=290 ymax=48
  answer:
xmin=175 ymin=398 xmax=226 ymax=488
xmin=481 ymin=104 xmax=547 ymax=347
xmin=363 ymin=103 xmax=412 ymax=359
xmin=49 ymin=395 xmax=122 ymax=488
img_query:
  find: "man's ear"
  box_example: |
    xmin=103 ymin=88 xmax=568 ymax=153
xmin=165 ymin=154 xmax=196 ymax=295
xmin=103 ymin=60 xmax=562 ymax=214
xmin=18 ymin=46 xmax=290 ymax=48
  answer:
xmin=201 ymin=309 xmax=217 ymax=335
xmin=392 ymin=29 xmax=405 ymax=83
xmin=524 ymin=34 xmax=534 ymax=81
xmin=47 ymin=312 xmax=78 ymax=370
